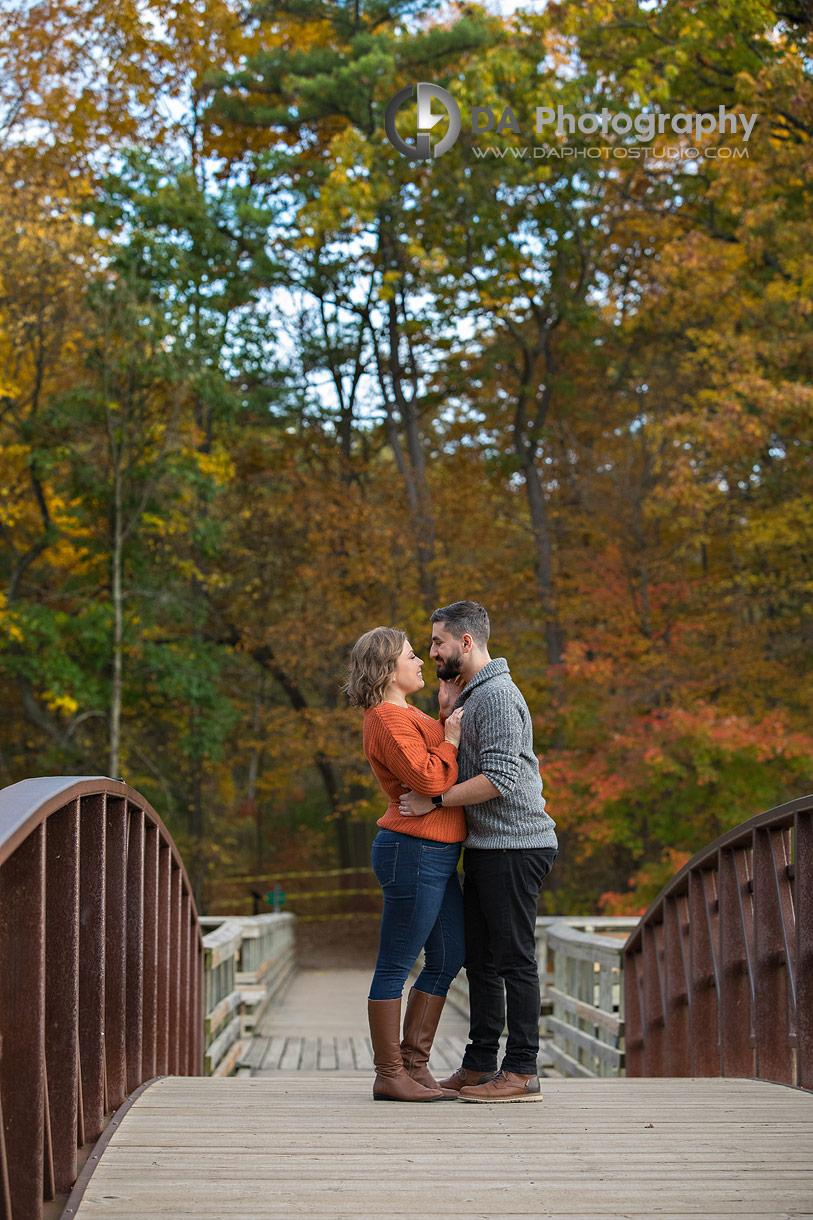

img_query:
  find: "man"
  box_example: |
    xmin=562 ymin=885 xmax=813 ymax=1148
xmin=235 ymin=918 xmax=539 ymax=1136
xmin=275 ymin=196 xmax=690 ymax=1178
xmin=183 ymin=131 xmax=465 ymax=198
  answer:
xmin=399 ymin=600 xmax=558 ymax=1102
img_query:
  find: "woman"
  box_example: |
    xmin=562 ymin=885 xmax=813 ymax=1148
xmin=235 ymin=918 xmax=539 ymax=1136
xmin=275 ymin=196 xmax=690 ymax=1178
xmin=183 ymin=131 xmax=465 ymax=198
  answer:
xmin=345 ymin=626 xmax=466 ymax=1102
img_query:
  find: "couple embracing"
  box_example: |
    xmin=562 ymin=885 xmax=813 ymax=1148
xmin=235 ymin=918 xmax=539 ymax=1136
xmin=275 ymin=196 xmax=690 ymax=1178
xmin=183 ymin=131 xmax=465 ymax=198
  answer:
xmin=345 ymin=601 xmax=558 ymax=1104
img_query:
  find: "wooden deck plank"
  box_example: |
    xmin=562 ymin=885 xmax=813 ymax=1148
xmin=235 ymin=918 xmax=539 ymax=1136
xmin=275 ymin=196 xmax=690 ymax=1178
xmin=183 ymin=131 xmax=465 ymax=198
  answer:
xmin=71 ymin=1212 xmax=813 ymax=1219
xmin=237 ymin=1035 xmax=269 ymax=1071
xmin=427 ymin=1034 xmax=464 ymax=1071
xmin=335 ymin=1036 xmax=354 ymax=1071
xmin=72 ymin=1076 xmax=813 ymax=1220
xmin=317 ymin=1037 xmax=337 ymax=1070
xmin=277 ymin=1037 xmax=303 ymax=1071
xmin=261 ymin=1037 xmax=287 ymax=1070
xmin=299 ymin=1038 xmax=318 ymax=1071
xmin=351 ymin=1036 xmax=374 ymax=1071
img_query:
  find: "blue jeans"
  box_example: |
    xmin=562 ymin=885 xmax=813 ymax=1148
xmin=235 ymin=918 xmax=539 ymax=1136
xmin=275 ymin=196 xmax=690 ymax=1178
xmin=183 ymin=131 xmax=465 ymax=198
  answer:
xmin=368 ymin=829 xmax=465 ymax=1001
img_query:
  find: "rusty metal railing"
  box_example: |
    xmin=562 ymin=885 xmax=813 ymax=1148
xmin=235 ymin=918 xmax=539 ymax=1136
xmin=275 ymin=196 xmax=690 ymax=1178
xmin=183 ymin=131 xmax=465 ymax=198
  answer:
xmin=0 ymin=776 xmax=203 ymax=1220
xmin=624 ymin=794 xmax=813 ymax=1089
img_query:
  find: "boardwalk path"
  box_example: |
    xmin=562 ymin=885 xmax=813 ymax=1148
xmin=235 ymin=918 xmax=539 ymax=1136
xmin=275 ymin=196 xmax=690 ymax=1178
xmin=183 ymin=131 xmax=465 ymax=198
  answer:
xmin=72 ymin=971 xmax=813 ymax=1220
xmin=243 ymin=968 xmax=476 ymax=1077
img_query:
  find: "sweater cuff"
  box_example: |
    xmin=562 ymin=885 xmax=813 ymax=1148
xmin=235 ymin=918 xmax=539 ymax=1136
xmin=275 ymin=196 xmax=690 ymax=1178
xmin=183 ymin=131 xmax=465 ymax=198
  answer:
xmin=481 ymin=766 xmax=516 ymax=796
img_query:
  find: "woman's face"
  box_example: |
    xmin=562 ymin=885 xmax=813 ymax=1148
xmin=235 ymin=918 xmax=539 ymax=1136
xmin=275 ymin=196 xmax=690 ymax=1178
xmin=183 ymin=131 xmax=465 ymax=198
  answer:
xmin=387 ymin=638 xmax=424 ymax=697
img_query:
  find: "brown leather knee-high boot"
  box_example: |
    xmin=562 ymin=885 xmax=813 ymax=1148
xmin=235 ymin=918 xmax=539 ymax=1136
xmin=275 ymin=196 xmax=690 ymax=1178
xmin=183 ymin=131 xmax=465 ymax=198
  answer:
xmin=400 ymin=987 xmax=452 ymax=1092
xmin=367 ymin=998 xmax=445 ymax=1102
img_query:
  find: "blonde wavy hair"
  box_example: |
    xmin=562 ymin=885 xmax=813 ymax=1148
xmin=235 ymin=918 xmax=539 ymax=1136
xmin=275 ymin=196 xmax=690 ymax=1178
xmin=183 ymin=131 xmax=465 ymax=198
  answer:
xmin=344 ymin=627 xmax=407 ymax=709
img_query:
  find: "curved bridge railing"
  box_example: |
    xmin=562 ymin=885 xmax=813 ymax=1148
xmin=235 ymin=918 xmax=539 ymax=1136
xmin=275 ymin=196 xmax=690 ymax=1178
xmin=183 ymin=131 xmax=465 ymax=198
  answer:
xmin=624 ymin=794 xmax=813 ymax=1089
xmin=0 ymin=776 xmax=203 ymax=1220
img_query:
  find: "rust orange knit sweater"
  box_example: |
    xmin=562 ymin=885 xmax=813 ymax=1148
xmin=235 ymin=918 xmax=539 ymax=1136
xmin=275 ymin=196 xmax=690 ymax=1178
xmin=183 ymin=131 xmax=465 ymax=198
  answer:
xmin=362 ymin=702 xmax=466 ymax=843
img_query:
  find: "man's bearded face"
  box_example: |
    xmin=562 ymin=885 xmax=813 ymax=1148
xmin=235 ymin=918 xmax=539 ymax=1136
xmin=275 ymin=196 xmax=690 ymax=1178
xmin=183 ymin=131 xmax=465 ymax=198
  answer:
xmin=435 ymin=646 xmax=463 ymax=681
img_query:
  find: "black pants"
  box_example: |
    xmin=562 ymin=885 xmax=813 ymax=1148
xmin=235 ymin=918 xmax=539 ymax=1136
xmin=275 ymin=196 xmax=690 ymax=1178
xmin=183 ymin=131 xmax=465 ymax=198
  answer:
xmin=460 ymin=846 xmax=558 ymax=1076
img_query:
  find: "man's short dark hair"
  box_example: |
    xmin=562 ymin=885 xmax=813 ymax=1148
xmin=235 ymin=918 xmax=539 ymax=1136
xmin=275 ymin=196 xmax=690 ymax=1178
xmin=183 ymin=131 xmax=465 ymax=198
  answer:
xmin=430 ymin=601 xmax=490 ymax=648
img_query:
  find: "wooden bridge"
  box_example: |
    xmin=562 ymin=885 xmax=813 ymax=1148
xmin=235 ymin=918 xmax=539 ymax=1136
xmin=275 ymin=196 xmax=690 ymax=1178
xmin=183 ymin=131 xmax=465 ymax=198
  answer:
xmin=1 ymin=778 xmax=812 ymax=1220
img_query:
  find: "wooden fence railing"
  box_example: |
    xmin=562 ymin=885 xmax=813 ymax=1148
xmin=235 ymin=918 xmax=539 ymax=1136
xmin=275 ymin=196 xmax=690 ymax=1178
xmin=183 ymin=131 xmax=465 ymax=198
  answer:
xmin=440 ymin=916 xmax=637 ymax=1078
xmin=200 ymin=914 xmax=295 ymax=1075
xmin=624 ymin=794 xmax=813 ymax=1089
xmin=537 ymin=917 xmax=639 ymax=1078
xmin=0 ymin=777 xmax=203 ymax=1220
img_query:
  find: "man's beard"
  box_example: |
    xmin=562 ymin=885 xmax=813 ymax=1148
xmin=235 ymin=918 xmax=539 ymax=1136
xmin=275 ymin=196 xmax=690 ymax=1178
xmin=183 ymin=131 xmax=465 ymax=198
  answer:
xmin=436 ymin=649 xmax=463 ymax=680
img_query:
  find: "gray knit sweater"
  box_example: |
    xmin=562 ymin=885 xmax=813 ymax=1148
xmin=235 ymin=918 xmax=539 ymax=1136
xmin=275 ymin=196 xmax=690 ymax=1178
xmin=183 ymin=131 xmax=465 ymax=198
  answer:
xmin=454 ymin=658 xmax=558 ymax=850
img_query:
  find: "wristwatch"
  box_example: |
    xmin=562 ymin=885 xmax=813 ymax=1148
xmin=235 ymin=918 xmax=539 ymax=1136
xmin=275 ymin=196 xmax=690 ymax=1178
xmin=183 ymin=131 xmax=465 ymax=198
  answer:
xmin=431 ymin=794 xmax=444 ymax=807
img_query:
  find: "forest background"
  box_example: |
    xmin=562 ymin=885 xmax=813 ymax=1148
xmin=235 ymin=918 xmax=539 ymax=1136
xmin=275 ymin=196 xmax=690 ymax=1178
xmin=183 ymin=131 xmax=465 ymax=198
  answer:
xmin=1 ymin=0 xmax=810 ymax=918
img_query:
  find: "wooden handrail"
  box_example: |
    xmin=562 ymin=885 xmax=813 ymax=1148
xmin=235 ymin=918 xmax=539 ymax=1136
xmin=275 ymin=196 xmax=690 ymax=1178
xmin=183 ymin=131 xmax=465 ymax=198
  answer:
xmin=623 ymin=793 xmax=813 ymax=1089
xmin=200 ymin=914 xmax=296 ymax=1076
xmin=538 ymin=917 xmax=639 ymax=1078
xmin=0 ymin=777 xmax=203 ymax=1220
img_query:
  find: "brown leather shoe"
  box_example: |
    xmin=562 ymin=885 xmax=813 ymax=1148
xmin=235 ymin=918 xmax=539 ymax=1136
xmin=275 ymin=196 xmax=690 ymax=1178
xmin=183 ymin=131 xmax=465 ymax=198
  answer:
xmin=458 ymin=1069 xmax=543 ymax=1103
xmin=400 ymin=988 xmax=457 ymax=1099
xmin=437 ymin=1065 xmax=497 ymax=1092
xmin=368 ymin=999 xmax=446 ymax=1102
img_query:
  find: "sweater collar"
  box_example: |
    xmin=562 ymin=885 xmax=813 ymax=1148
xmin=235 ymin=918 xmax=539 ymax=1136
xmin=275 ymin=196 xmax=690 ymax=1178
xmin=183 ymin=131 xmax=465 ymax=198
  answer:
xmin=458 ymin=657 xmax=509 ymax=703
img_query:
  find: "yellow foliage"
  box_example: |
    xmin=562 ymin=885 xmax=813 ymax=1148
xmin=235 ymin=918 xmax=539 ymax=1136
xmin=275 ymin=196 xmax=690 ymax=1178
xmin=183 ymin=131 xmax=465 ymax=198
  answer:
xmin=193 ymin=447 xmax=235 ymax=487
xmin=141 ymin=512 xmax=169 ymax=533
xmin=0 ymin=593 xmax=24 ymax=645
xmin=43 ymin=691 xmax=80 ymax=716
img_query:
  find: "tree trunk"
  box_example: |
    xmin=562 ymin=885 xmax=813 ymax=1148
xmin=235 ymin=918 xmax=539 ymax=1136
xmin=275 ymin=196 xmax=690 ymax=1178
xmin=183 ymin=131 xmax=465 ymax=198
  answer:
xmin=187 ymin=758 xmax=206 ymax=910
xmin=522 ymin=456 xmax=564 ymax=667
xmin=375 ymin=218 xmax=438 ymax=611
xmin=108 ymin=459 xmax=123 ymax=778
xmin=247 ymin=673 xmax=265 ymax=873
xmin=509 ymin=321 xmax=564 ymax=668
